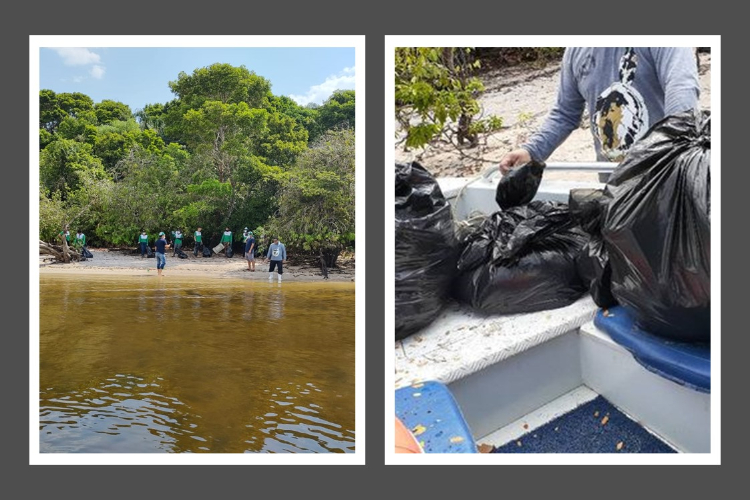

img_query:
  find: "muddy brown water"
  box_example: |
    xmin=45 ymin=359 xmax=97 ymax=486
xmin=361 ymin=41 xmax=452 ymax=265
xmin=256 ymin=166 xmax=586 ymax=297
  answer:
xmin=39 ymin=274 xmax=355 ymax=453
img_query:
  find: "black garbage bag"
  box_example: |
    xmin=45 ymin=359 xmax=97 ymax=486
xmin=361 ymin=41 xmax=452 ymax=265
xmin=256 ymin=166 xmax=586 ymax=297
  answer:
xmin=202 ymin=244 xmax=212 ymax=257
xmin=496 ymin=160 xmax=545 ymax=210
xmin=82 ymin=247 xmax=93 ymax=259
xmin=453 ymin=200 xmax=588 ymax=314
xmin=569 ymin=189 xmax=617 ymax=308
xmin=146 ymin=245 xmax=154 ymax=257
xmin=602 ymin=110 xmax=710 ymax=342
xmin=226 ymin=245 xmax=234 ymax=258
xmin=177 ymin=249 xmax=188 ymax=259
xmin=395 ymin=161 xmax=458 ymax=340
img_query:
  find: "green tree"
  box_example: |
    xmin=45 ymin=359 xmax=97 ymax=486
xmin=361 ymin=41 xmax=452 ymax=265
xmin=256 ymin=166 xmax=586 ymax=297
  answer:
xmin=135 ymin=103 xmax=168 ymax=138
xmin=181 ymin=100 xmax=272 ymax=228
xmin=40 ymin=90 xmax=67 ymax=134
xmin=169 ymin=63 xmax=271 ymax=109
xmin=259 ymin=111 xmax=309 ymax=168
xmin=268 ymin=95 xmax=319 ymax=142
xmin=99 ymin=145 xmax=184 ymax=245
xmin=94 ymin=99 xmax=133 ymax=125
xmin=39 ymin=129 xmax=54 ymax=150
xmin=395 ymin=47 xmax=502 ymax=150
xmin=94 ymin=120 xmax=166 ymax=177
xmin=39 ymin=169 xmax=113 ymax=246
xmin=39 ymin=186 xmax=67 ymax=243
xmin=39 ymin=90 xmax=95 ymax=134
xmin=182 ymin=100 xmax=268 ymax=182
xmin=56 ymin=111 xmax=99 ymax=144
xmin=267 ymin=129 xmax=355 ymax=267
xmin=317 ymin=90 xmax=355 ymax=134
xmin=40 ymin=138 xmax=107 ymax=199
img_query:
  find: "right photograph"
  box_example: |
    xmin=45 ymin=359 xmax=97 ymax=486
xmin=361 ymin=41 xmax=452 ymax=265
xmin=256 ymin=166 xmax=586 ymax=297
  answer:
xmin=391 ymin=42 xmax=716 ymax=458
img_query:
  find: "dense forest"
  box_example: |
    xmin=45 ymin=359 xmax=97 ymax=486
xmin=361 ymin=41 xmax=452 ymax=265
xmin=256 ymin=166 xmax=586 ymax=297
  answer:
xmin=39 ymin=63 xmax=355 ymax=266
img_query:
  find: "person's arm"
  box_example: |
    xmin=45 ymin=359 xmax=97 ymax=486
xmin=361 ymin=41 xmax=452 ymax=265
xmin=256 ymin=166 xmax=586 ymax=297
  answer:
xmin=500 ymin=50 xmax=586 ymax=172
xmin=651 ymin=47 xmax=700 ymax=115
xmin=282 ymin=245 xmax=287 ymax=262
xmin=523 ymin=49 xmax=586 ymax=163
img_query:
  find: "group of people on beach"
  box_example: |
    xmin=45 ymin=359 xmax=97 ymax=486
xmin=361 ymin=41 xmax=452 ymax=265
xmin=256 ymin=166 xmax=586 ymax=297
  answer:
xmin=136 ymin=227 xmax=287 ymax=281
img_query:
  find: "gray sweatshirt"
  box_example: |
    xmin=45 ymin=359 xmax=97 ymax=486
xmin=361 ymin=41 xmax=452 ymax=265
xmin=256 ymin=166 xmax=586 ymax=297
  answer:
xmin=523 ymin=47 xmax=700 ymax=162
xmin=267 ymin=242 xmax=287 ymax=261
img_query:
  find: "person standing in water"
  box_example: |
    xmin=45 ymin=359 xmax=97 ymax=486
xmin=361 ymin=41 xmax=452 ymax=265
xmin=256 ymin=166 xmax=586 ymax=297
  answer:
xmin=155 ymin=231 xmax=170 ymax=277
xmin=266 ymin=236 xmax=287 ymax=283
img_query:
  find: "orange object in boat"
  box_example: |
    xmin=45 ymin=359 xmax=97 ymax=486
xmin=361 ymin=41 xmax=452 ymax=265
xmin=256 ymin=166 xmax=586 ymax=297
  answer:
xmin=395 ymin=416 xmax=424 ymax=453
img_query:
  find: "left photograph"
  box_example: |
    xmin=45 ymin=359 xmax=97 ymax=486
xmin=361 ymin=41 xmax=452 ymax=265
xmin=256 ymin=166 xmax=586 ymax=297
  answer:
xmin=32 ymin=36 xmax=362 ymax=460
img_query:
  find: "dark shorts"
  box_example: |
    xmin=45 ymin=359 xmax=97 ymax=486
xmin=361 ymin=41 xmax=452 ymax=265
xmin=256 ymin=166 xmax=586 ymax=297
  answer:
xmin=269 ymin=260 xmax=283 ymax=274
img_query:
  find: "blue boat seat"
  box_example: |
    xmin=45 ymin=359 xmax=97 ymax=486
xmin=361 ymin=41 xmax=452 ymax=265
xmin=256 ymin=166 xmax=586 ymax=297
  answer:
xmin=395 ymin=380 xmax=477 ymax=453
xmin=594 ymin=306 xmax=710 ymax=393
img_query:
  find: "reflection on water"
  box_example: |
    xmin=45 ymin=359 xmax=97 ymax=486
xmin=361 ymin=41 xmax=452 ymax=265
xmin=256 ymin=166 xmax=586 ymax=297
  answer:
xmin=39 ymin=275 xmax=355 ymax=453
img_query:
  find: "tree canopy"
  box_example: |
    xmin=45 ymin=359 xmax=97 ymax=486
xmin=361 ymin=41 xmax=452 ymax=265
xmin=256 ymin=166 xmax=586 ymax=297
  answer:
xmin=395 ymin=47 xmax=502 ymax=150
xmin=39 ymin=63 xmax=356 ymax=265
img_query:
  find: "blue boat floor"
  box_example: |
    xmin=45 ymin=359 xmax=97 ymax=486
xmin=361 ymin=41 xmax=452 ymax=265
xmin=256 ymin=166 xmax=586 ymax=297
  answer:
xmin=491 ymin=395 xmax=677 ymax=453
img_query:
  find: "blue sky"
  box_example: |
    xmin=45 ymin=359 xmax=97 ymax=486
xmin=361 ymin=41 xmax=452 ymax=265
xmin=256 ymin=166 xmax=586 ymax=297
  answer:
xmin=38 ymin=44 xmax=356 ymax=113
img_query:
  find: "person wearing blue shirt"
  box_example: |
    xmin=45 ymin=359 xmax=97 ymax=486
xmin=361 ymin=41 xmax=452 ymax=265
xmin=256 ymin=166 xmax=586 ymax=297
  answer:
xmin=154 ymin=232 xmax=170 ymax=277
xmin=266 ymin=237 xmax=287 ymax=283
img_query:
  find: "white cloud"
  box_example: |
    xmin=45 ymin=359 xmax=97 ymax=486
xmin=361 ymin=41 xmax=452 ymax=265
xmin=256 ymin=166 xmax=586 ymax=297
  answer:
xmin=52 ymin=48 xmax=106 ymax=83
xmin=53 ymin=47 xmax=101 ymax=66
xmin=90 ymin=65 xmax=105 ymax=79
xmin=289 ymin=66 xmax=355 ymax=106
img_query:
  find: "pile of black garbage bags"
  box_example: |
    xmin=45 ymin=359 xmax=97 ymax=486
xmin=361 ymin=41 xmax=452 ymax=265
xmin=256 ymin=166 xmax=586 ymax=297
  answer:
xmin=395 ymin=110 xmax=710 ymax=344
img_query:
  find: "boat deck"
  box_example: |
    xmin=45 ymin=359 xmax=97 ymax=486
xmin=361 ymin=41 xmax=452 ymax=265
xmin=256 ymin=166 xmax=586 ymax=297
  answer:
xmin=395 ymin=295 xmax=599 ymax=389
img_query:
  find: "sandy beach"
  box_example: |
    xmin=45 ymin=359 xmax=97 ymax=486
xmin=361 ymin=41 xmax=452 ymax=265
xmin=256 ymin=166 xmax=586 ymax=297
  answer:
xmin=39 ymin=247 xmax=355 ymax=282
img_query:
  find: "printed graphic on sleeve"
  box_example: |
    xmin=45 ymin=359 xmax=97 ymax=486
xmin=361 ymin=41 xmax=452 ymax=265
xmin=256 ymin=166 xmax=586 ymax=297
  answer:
xmin=593 ymin=48 xmax=649 ymax=162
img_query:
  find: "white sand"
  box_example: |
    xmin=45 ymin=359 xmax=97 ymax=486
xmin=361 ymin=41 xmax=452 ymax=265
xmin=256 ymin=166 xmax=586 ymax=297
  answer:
xmin=39 ymin=248 xmax=355 ymax=282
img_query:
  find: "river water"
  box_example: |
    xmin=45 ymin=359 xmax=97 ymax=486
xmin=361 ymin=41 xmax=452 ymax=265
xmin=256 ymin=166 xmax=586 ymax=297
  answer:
xmin=39 ymin=274 xmax=355 ymax=453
